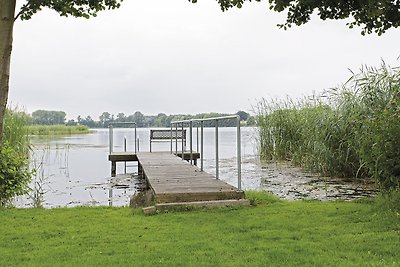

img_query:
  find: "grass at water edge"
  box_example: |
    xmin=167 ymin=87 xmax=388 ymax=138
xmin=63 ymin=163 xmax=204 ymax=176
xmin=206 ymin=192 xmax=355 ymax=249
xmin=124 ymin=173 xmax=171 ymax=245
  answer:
xmin=27 ymin=125 xmax=92 ymax=135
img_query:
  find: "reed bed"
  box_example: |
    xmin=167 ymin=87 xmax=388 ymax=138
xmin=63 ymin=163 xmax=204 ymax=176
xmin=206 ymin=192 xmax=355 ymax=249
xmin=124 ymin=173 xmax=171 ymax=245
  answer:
xmin=3 ymin=108 xmax=31 ymax=154
xmin=256 ymin=63 xmax=400 ymax=190
xmin=27 ymin=125 xmax=91 ymax=136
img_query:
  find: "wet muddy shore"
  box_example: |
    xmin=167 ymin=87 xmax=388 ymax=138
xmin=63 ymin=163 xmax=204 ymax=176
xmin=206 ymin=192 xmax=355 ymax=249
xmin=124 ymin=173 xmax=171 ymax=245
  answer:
xmin=257 ymin=161 xmax=376 ymax=201
xmin=219 ymin=157 xmax=377 ymax=201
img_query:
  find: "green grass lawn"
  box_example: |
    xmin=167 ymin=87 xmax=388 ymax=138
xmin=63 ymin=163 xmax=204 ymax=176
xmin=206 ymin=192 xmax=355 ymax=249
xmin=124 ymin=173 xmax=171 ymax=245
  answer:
xmin=1 ymin=193 xmax=399 ymax=266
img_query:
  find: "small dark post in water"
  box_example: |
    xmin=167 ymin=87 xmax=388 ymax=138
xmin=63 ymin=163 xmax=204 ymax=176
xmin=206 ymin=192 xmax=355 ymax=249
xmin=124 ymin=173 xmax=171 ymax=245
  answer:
xmin=108 ymin=189 xmax=113 ymax=206
xmin=138 ymin=163 xmax=143 ymax=177
xmin=111 ymin=162 xmax=116 ymax=177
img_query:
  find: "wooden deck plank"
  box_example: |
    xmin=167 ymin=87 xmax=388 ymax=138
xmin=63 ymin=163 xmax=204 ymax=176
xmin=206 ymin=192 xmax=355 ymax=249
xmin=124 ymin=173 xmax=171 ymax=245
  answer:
xmin=108 ymin=152 xmax=138 ymax=162
xmin=109 ymin=151 xmax=200 ymax=162
xmin=136 ymin=152 xmax=243 ymax=203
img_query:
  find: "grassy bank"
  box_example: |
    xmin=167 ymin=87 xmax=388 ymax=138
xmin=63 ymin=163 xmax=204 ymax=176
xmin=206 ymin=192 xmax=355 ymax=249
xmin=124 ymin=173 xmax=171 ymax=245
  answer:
xmin=27 ymin=125 xmax=92 ymax=135
xmin=256 ymin=64 xmax=400 ymax=190
xmin=1 ymin=193 xmax=399 ymax=266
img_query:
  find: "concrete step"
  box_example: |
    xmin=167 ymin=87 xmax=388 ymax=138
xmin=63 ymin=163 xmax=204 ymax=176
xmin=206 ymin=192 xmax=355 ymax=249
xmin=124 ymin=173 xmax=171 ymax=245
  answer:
xmin=142 ymin=199 xmax=250 ymax=215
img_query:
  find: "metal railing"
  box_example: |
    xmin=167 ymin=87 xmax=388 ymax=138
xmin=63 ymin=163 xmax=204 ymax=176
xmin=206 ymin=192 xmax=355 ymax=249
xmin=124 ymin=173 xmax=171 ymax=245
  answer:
xmin=108 ymin=122 xmax=137 ymax=154
xmin=170 ymin=115 xmax=242 ymax=190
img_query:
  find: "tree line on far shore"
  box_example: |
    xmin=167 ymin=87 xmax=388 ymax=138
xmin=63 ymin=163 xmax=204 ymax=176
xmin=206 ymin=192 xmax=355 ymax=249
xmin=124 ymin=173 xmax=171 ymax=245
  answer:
xmin=29 ymin=110 xmax=256 ymax=128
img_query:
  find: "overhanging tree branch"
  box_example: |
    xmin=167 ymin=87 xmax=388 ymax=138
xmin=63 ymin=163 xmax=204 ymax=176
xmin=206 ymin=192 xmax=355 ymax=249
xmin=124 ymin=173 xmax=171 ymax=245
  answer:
xmin=190 ymin=0 xmax=400 ymax=35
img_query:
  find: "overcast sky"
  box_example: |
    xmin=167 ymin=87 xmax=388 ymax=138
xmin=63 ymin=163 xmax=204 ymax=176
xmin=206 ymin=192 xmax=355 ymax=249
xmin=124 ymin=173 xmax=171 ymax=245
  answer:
xmin=9 ymin=0 xmax=400 ymax=120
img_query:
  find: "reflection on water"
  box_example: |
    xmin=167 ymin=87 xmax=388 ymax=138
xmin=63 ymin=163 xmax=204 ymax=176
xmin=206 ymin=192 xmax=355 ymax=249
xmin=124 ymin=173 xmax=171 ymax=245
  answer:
xmin=16 ymin=127 xmax=375 ymax=208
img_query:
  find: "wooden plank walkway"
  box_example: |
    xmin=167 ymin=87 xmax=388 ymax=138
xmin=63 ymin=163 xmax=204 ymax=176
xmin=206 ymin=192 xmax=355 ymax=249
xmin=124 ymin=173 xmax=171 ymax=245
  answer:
xmin=136 ymin=152 xmax=244 ymax=203
xmin=108 ymin=151 xmax=244 ymax=204
xmin=109 ymin=152 xmax=245 ymax=203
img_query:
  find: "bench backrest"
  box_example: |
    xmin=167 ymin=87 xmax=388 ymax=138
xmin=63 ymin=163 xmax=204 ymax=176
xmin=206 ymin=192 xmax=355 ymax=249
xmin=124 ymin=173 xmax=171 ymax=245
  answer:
xmin=150 ymin=129 xmax=186 ymax=140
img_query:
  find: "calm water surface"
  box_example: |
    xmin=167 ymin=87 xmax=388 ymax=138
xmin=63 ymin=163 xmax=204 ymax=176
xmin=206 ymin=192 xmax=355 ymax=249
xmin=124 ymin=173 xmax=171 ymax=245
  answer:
xmin=16 ymin=127 xmax=375 ymax=208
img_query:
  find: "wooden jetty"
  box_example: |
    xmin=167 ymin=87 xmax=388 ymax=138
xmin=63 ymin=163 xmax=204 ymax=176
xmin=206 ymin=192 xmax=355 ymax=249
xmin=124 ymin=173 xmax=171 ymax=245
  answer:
xmin=108 ymin=151 xmax=247 ymax=210
xmin=136 ymin=152 xmax=243 ymax=203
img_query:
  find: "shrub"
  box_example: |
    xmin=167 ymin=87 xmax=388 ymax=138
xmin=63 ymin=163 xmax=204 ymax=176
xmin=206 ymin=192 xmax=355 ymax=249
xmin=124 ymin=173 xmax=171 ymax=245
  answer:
xmin=0 ymin=144 xmax=33 ymax=206
xmin=0 ymin=108 xmax=32 ymax=206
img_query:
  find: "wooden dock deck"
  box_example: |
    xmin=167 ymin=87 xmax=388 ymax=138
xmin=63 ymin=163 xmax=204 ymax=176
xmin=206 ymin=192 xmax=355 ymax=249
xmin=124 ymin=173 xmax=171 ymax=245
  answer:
xmin=108 ymin=152 xmax=245 ymax=205
xmin=137 ymin=152 xmax=244 ymax=203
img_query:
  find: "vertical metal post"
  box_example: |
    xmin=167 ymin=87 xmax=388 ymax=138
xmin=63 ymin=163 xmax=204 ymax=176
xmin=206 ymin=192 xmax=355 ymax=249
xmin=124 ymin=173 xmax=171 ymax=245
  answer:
xmin=237 ymin=116 xmax=242 ymax=190
xmin=170 ymin=124 xmax=173 ymax=154
xmin=175 ymin=124 xmax=178 ymax=154
xmin=134 ymin=125 xmax=137 ymax=154
xmin=109 ymin=124 xmax=113 ymax=154
xmin=200 ymin=121 xmax=204 ymax=171
xmin=124 ymin=136 xmax=127 ymax=174
xmin=196 ymin=126 xmax=199 ymax=153
xmin=137 ymin=136 xmax=140 ymax=173
xmin=149 ymin=130 xmax=152 ymax=153
xmin=215 ymin=119 xmax=219 ymax=179
xmin=189 ymin=120 xmax=193 ymax=165
xmin=181 ymin=123 xmax=184 ymax=160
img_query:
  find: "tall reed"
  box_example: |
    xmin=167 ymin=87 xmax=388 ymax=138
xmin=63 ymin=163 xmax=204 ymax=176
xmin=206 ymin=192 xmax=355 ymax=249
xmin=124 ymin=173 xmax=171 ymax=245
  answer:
xmin=256 ymin=63 xmax=400 ymax=190
xmin=3 ymin=108 xmax=31 ymax=154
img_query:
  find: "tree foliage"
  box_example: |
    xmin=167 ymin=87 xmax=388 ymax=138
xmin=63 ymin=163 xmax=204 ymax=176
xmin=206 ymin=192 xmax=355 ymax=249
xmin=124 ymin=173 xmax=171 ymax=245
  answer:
xmin=194 ymin=0 xmax=400 ymax=35
xmin=236 ymin=110 xmax=250 ymax=121
xmin=99 ymin=111 xmax=112 ymax=127
xmin=73 ymin=111 xmax=255 ymax=128
xmin=16 ymin=0 xmax=123 ymax=20
xmin=32 ymin=110 xmax=66 ymax=125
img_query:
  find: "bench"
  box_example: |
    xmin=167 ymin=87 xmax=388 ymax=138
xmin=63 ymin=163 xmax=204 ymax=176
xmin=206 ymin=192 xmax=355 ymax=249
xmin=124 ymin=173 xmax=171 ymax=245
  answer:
xmin=150 ymin=129 xmax=186 ymax=152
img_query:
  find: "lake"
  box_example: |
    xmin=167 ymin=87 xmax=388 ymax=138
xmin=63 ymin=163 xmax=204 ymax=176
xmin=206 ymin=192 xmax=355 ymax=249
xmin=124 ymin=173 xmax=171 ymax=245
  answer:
xmin=16 ymin=127 xmax=375 ymax=208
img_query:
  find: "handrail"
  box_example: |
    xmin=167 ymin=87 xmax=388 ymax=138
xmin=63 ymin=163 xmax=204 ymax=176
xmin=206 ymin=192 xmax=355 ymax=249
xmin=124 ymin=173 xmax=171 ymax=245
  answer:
xmin=108 ymin=122 xmax=137 ymax=154
xmin=170 ymin=115 xmax=242 ymax=190
xmin=172 ymin=115 xmax=239 ymax=123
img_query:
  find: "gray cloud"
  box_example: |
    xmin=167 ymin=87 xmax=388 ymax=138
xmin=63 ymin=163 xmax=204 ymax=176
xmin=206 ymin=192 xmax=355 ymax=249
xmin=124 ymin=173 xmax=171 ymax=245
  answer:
xmin=9 ymin=0 xmax=400 ymax=120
